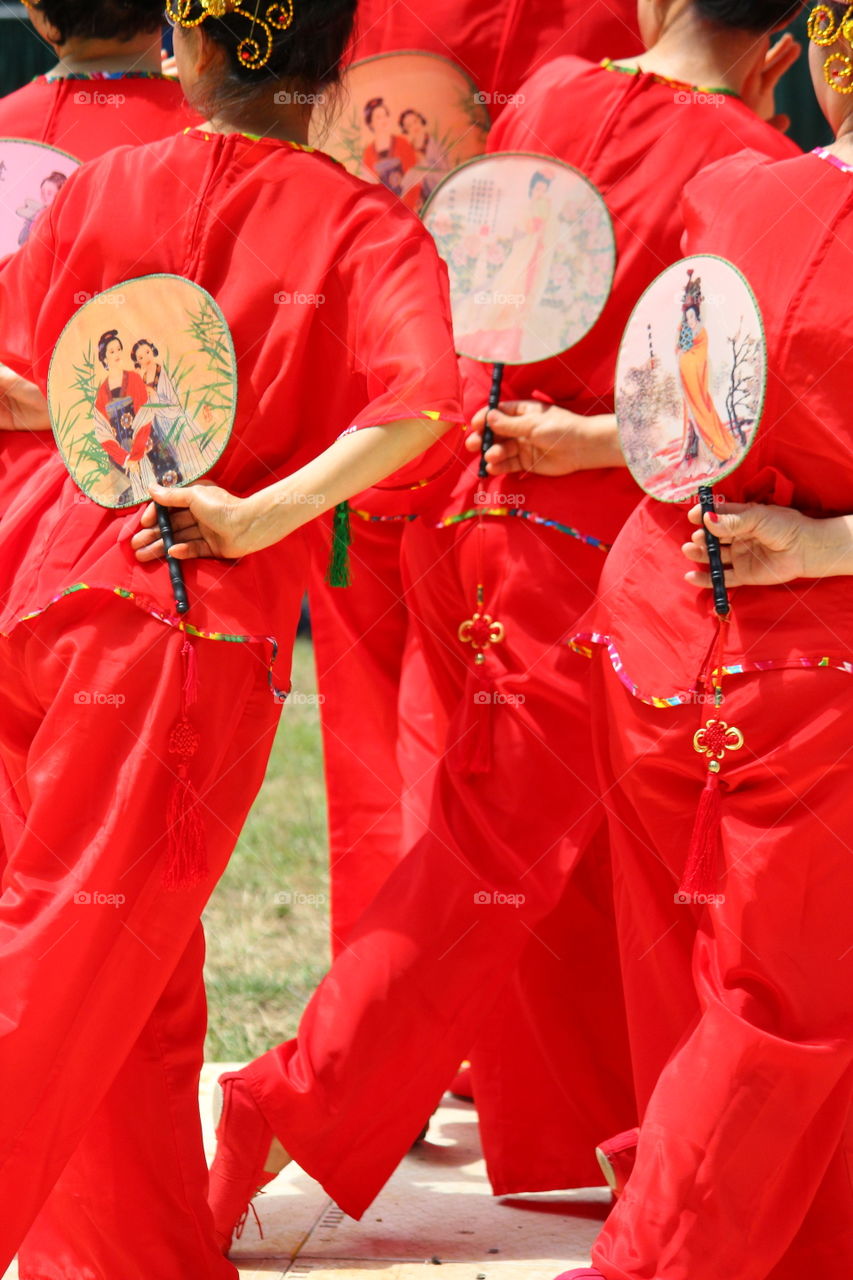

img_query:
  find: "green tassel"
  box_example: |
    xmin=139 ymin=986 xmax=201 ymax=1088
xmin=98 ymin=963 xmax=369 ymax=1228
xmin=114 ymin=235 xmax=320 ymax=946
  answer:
xmin=326 ymin=500 xmax=352 ymax=588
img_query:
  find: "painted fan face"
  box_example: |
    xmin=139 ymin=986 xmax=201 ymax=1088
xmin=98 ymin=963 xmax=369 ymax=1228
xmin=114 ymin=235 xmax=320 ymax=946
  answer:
xmin=311 ymin=51 xmax=490 ymax=216
xmin=422 ymin=152 xmax=615 ymax=366
xmin=616 ymin=255 xmax=766 ymax=504
xmin=0 ymin=139 xmax=81 ymax=255
xmin=48 ymin=275 xmax=237 ymax=509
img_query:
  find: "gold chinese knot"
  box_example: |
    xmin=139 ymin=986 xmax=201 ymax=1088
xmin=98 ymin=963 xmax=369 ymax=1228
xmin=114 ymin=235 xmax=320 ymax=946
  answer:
xmin=693 ymin=718 xmax=744 ymax=774
xmin=458 ymin=612 xmax=505 ymax=665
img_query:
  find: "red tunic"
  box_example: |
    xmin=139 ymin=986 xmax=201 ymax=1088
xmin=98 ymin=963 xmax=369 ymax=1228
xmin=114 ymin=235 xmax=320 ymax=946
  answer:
xmin=0 ymin=72 xmax=195 ymax=159
xmin=585 ymin=149 xmax=853 ymax=1280
xmin=0 ymin=130 xmax=463 ymax=682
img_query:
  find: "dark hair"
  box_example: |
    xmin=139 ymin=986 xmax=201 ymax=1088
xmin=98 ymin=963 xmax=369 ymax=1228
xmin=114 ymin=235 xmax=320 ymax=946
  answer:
xmin=27 ymin=0 xmax=163 ymax=43
xmin=41 ymin=170 xmax=67 ymax=192
xmin=98 ymin=329 xmax=122 ymax=368
xmin=182 ymin=0 xmax=358 ymax=115
xmin=528 ymin=171 xmax=552 ymax=196
xmin=694 ymin=0 xmax=805 ymax=33
xmin=364 ymin=96 xmax=387 ymax=128
xmin=399 ymin=108 xmax=426 ymax=129
xmin=131 ymin=338 xmax=158 ymax=366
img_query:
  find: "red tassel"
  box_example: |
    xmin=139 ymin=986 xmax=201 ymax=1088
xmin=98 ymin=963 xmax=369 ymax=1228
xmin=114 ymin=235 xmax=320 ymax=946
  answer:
xmin=181 ymin=635 xmax=198 ymax=709
xmin=680 ymin=768 xmax=722 ymax=898
xmin=448 ymin=666 xmax=494 ymax=775
xmin=163 ymin=636 xmax=207 ymax=890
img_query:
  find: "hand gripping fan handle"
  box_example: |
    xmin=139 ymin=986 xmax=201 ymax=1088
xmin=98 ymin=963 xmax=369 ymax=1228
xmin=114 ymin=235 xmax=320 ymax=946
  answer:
xmin=478 ymin=362 xmax=505 ymax=480
xmin=699 ymin=486 xmax=730 ymax=618
xmin=156 ymin=502 xmax=190 ymax=616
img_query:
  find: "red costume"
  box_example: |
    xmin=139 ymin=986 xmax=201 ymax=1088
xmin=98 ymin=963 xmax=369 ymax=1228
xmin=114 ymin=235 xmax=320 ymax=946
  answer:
xmin=313 ymin=0 xmax=643 ymax=951
xmin=0 ymin=130 xmax=462 ymax=1278
xmin=581 ymin=147 xmax=853 ymax=1280
xmin=231 ymin=60 xmax=799 ymax=1215
xmin=0 ymin=71 xmax=198 ymax=512
xmin=402 ymin=57 xmax=799 ymax=1195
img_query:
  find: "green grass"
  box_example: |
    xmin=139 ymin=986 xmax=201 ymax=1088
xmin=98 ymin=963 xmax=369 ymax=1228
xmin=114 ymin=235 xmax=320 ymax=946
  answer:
xmin=203 ymin=637 xmax=331 ymax=1062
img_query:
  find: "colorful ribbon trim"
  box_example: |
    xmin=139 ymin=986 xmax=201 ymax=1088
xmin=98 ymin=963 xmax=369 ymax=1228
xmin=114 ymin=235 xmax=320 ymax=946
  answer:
xmin=435 ymin=506 xmax=610 ymax=551
xmin=570 ymin=629 xmax=853 ymax=707
xmin=10 ymin=583 xmax=290 ymax=702
xmin=40 ymin=71 xmax=172 ymax=82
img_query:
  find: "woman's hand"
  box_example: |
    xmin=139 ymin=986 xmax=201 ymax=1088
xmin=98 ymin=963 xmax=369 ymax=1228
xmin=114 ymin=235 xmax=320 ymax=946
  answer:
xmin=0 ymin=365 xmax=50 ymax=431
xmin=467 ymin=400 xmax=623 ymax=476
xmin=682 ymin=502 xmax=853 ymax=587
xmin=132 ymin=482 xmax=269 ymax=562
xmin=742 ymin=33 xmax=800 ymax=131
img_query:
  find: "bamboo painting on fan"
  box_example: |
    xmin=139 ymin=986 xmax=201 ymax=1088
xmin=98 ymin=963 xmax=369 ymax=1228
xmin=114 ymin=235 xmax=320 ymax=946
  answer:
xmin=616 ymin=255 xmax=765 ymax=503
xmin=47 ymin=275 xmax=236 ymax=508
xmin=0 ymin=140 xmax=80 ymax=253
xmin=311 ymin=51 xmax=490 ymax=212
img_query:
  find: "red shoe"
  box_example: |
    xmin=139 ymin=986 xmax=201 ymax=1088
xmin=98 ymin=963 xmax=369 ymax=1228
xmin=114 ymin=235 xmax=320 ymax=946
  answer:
xmin=595 ymin=1127 xmax=639 ymax=1198
xmin=208 ymin=1071 xmax=291 ymax=1254
xmin=553 ymin=1271 xmax=606 ymax=1279
xmin=449 ymin=1062 xmax=474 ymax=1101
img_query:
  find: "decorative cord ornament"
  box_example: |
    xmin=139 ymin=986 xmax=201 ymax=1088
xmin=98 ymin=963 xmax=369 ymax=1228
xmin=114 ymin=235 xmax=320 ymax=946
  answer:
xmin=808 ymin=4 xmax=853 ymax=93
xmin=165 ymin=0 xmax=295 ymax=71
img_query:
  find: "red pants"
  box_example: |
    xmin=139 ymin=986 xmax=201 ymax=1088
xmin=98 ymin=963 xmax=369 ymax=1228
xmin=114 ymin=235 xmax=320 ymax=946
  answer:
xmin=310 ymin=518 xmax=436 ymax=951
xmin=591 ymin=656 xmax=853 ymax=1280
xmin=243 ymin=516 xmax=635 ymax=1216
xmin=0 ymin=592 xmax=281 ymax=1278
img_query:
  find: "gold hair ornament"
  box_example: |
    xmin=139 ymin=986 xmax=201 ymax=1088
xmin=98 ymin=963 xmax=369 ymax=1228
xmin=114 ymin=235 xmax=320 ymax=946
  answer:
xmin=165 ymin=0 xmax=294 ymax=71
xmin=808 ymin=3 xmax=853 ymax=44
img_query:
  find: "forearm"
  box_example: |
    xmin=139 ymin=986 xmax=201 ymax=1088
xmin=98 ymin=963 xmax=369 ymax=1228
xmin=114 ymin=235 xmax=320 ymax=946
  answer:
xmin=241 ymin=417 xmax=452 ymax=548
xmin=575 ymin=412 xmax=624 ymax=471
xmin=801 ymin=514 xmax=853 ymax=578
